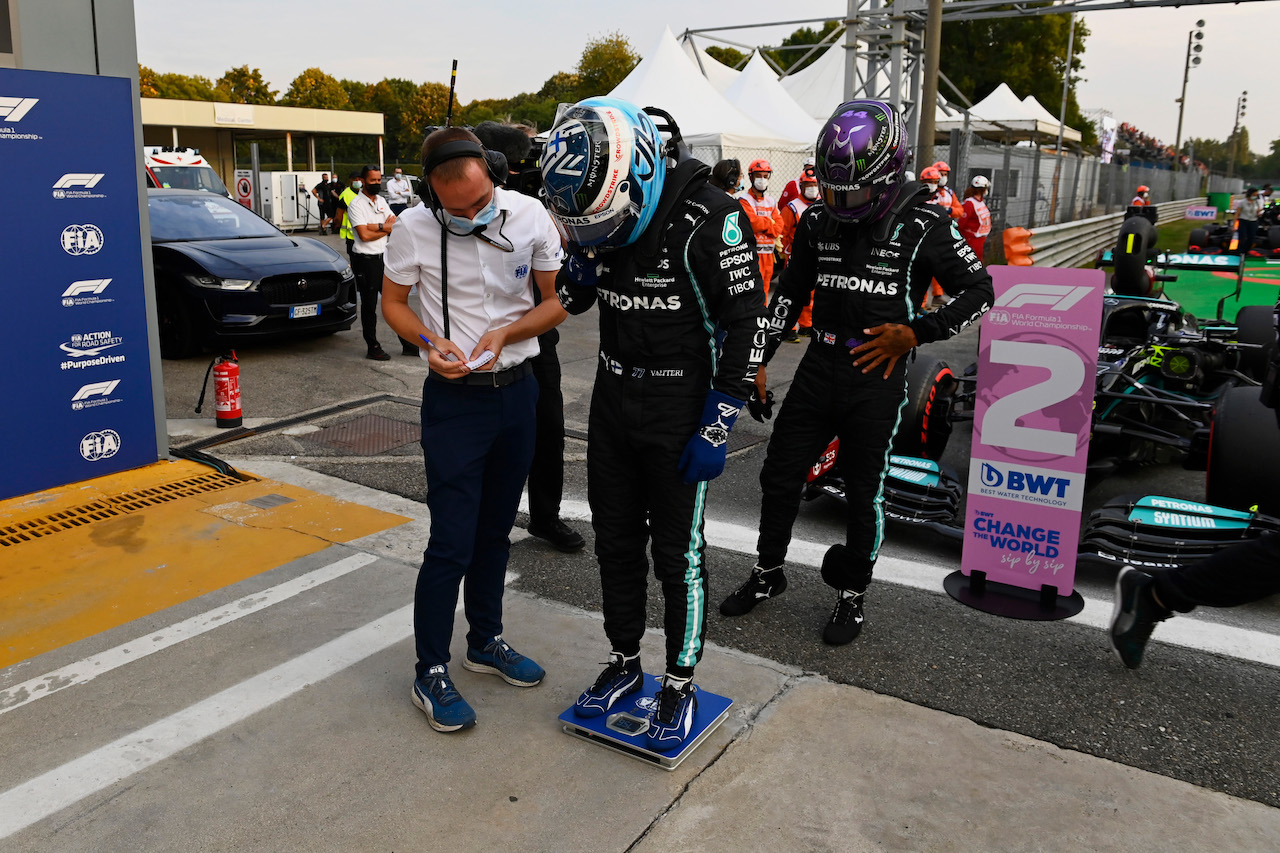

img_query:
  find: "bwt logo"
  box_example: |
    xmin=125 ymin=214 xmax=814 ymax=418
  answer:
xmin=54 ymin=174 xmax=105 ymax=189
xmin=63 ymin=279 xmax=112 ymax=297
xmin=72 ymin=380 xmax=120 ymax=401
xmin=980 ymin=462 xmax=1070 ymax=498
xmin=0 ymin=97 xmax=39 ymax=122
xmin=61 ymin=224 xmax=104 ymax=255
xmin=80 ymin=429 xmax=122 ymax=462
xmin=995 ymin=283 xmax=1093 ymax=311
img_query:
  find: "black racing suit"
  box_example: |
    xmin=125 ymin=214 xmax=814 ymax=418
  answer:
xmin=757 ymin=183 xmax=994 ymax=591
xmin=559 ymin=160 xmax=769 ymax=677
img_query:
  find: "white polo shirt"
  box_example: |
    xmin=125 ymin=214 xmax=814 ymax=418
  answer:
xmin=384 ymin=186 xmax=564 ymax=371
xmin=346 ymin=191 xmax=394 ymax=255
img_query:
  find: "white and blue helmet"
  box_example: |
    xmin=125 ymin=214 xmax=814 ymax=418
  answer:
xmin=541 ymin=97 xmax=666 ymax=250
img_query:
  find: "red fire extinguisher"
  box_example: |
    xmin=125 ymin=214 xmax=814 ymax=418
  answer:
xmin=195 ymin=351 xmax=243 ymax=428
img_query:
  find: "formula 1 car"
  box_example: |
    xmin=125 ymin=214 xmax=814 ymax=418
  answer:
xmin=800 ymin=216 xmax=1280 ymax=569
xmin=1188 ymin=201 xmax=1280 ymax=257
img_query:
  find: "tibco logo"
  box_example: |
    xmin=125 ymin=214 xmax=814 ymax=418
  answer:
xmin=53 ymin=174 xmax=105 ymax=189
xmin=0 ymin=97 xmax=39 ymax=122
xmin=80 ymin=429 xmax=122 ymax=462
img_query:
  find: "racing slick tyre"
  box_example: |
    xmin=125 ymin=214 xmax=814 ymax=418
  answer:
xmin=157 ymin=284 xmax=200 ymax=360
xmin=1234 ymin=304 xmax=1276 ymax=380
xmin=1206 ymin=385 xmax=1280 ymax=515
xmin=892 ymin=358 xmax=956 ymax=460
xmin=1188 ymin=227 xmax=1209 ymax=252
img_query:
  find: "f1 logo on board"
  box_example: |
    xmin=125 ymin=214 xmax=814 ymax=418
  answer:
xmin=54 ymin=174 xmax=105 ymax=189
xmin=72 ymin=380 xmax=120 ymax=401
xmin=61 ymin=224 xmax=104 ymax=255
xmin=0 ymin=97 xmax=39 ymax=122
xmin=994 ymin=283 xmax=1092 ymax=311
xmin=62 ymin=279 xmax=112 ymax=298
xmin=71 ymin=380 xmax=122 ymax=410
xmin=53 ymin=174 xmax=107 ymax=200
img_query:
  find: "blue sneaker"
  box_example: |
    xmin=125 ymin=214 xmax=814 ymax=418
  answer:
xmin=646 ymin=676 xmax=698 ymax=752
xmin=463 ymin=636 xmax=545 ymax=687
xmin=412 ymin=665 xmax=476 ymax=732
xmin=573 ymin=652 xmax=643 ymax=718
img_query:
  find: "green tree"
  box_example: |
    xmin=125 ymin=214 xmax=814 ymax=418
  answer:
xmin=340 ymin=78 xmax=371 ymax=110
xmin=536 ymin=70 xmax=582 ymax=102
xmin=138 ymin=64 xmax=160 ymax=99
xmin=366 ymin=78 xmax=418 ymax=163
xmin=214 ymin=65 xmax=277 ymax=105
xmin=280 ymin=68 xmax=350 ymax=109
xmin=147 ymin=71 xmax=217 ymax=101
xmin=940 ymin=9 xmax=1096 ymax=146
xmin=400 ymin=81 xmax=461 ymax=156
xmin=765 ymin=21 xmax=841 ymax=75
xmin=576 ymin=32 xmax=640 ymax=98
xmin=705 ymin=46 xmax=748 ymax=69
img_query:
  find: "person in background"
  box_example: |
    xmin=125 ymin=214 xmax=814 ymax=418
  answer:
xmin=335 ymin=171 xmax=361 ymax=258
xmin=918 ymin=166 xmax=951 ymax=309
xmin=472 ymin=120 xmax=585 ymax=554
xmin=777 ymin=156 xmax=816 ymax=210
xmin=312 ymin=172 xmax=332 ymax=235
xmin=386 ymin=167 xmax=412 ymax=216
xmin=1131 ymin=185 xmax=1151 ymax=206
xmin=737 ymin=158 xmax=784 ymax=299
xmin=1237 ymin=186 xmax=1264 ymax=256
xmin=346 ymin=165 xmax=397 ymax=361
xmin=709 ymin=158 xmax=743 ymax=195
xmin=958 ymin=175 xmax=993 ymax=262
xmin=931 ymin=161 xmax=963 ymax=219
xmin=779 ymin=164 xmax=820 ymax=341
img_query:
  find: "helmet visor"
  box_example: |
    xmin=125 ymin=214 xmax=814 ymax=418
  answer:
xmin=821 ymin=183 xmax=883 ymax=211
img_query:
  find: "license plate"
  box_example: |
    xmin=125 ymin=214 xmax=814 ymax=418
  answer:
xmin=290 ymin=304 xmax=320 ymax=319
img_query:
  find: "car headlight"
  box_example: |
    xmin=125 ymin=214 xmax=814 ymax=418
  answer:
xmin=186 ymin=274 xmax=254 ymax=291
xmin=340 ymin=265 xmax=355 ymax=281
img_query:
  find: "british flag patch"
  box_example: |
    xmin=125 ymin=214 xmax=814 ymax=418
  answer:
xmin=822 ymin=332 xmax=836 ymax=345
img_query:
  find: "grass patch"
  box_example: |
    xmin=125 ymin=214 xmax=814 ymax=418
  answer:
xmin=1156 ymin=216 xmax=1218 ymax=254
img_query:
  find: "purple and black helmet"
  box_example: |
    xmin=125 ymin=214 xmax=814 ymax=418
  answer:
xmin=814 ymin=100 xmax=909 ymax=223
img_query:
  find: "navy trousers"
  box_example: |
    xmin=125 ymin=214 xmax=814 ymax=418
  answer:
xmin=414 ymin=372 xmax=538 ymax=677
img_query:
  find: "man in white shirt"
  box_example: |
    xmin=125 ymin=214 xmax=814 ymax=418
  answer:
xmin=346 ymin=165 xmax=397 ymax=360
xmin=386 ymin=168 xmax=412 ymax=216
xmin=381 ymin=127 xmax=567 ymax=734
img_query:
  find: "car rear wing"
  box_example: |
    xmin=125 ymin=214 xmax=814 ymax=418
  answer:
xmin=1097 ymin=250 xmax=1246 ymax=319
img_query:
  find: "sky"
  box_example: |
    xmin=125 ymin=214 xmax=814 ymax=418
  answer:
xmin=133 ymin=0 xmax=1280 ymax=157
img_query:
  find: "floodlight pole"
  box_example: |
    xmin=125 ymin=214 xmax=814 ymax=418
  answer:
xmin=1049 ymin=12 xmax=1076 ymax=224
xmin=916 ymin=0 xmax=943 ymax=167
xmin=1174 ymin=30 xmax=1192 ymax=155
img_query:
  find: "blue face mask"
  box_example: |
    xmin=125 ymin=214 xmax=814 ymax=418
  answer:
xmin=446 ymin=197 xmax=499 ymax=233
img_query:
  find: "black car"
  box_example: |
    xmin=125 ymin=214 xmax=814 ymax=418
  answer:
xmin=148 ymin=189 xmax=357 ymax=359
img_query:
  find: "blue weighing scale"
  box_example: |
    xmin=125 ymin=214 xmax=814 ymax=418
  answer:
xmin=558 ymin=674 xmax=733 ymax=770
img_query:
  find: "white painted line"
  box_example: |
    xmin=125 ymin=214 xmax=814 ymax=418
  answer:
xmin=559 ymin=498 xmax=1280 ymax=670
xmin=0 ymin=604 xmax=412 ymax=840
xmin=0 ymin=572 xmax=516 ymax=840
xmin=0 ymin=553 xmax=378 ymax=717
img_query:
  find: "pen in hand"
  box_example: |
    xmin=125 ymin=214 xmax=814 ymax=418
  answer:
xmin=419 ymin=334 xmax=460 ymax=362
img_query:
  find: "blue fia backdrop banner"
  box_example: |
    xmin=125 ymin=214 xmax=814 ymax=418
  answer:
xmin=1 ymin=67 xmax=159 ymax=500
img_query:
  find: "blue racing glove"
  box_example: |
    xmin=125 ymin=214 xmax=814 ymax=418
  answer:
xmin=678 ymin=390 xmax=744 ymax=484
xmin=564 ymin=247 xmax=604 ymax=287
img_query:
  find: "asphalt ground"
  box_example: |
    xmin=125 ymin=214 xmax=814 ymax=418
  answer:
xmin=142 ymin=229 xmax=1280 ymax=814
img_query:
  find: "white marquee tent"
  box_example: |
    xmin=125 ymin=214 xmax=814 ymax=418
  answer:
xmin=679 ymin=37 xmax=740 ymax=94
xmin=722 ymin=52 xmax=821 ymax=144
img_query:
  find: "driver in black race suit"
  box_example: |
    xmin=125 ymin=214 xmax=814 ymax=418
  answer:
xmin=541 ymin=98 xmax=768 ymax=751
xmin=720 ymin=100 xmax=994 ymax=645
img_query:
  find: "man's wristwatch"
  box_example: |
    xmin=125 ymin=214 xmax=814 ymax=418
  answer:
xmin=377 ymin=222 xmax=384 ymax=232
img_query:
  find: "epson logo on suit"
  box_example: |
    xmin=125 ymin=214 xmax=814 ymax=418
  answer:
xmin=968 ymin=459 xmax=1083 ymax=510
xmin=52 ymin=173 xmax=107 ymax=200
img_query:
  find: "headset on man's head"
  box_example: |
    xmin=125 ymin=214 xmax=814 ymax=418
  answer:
xmin=419 ymin=129 xmax=507 ymax=212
